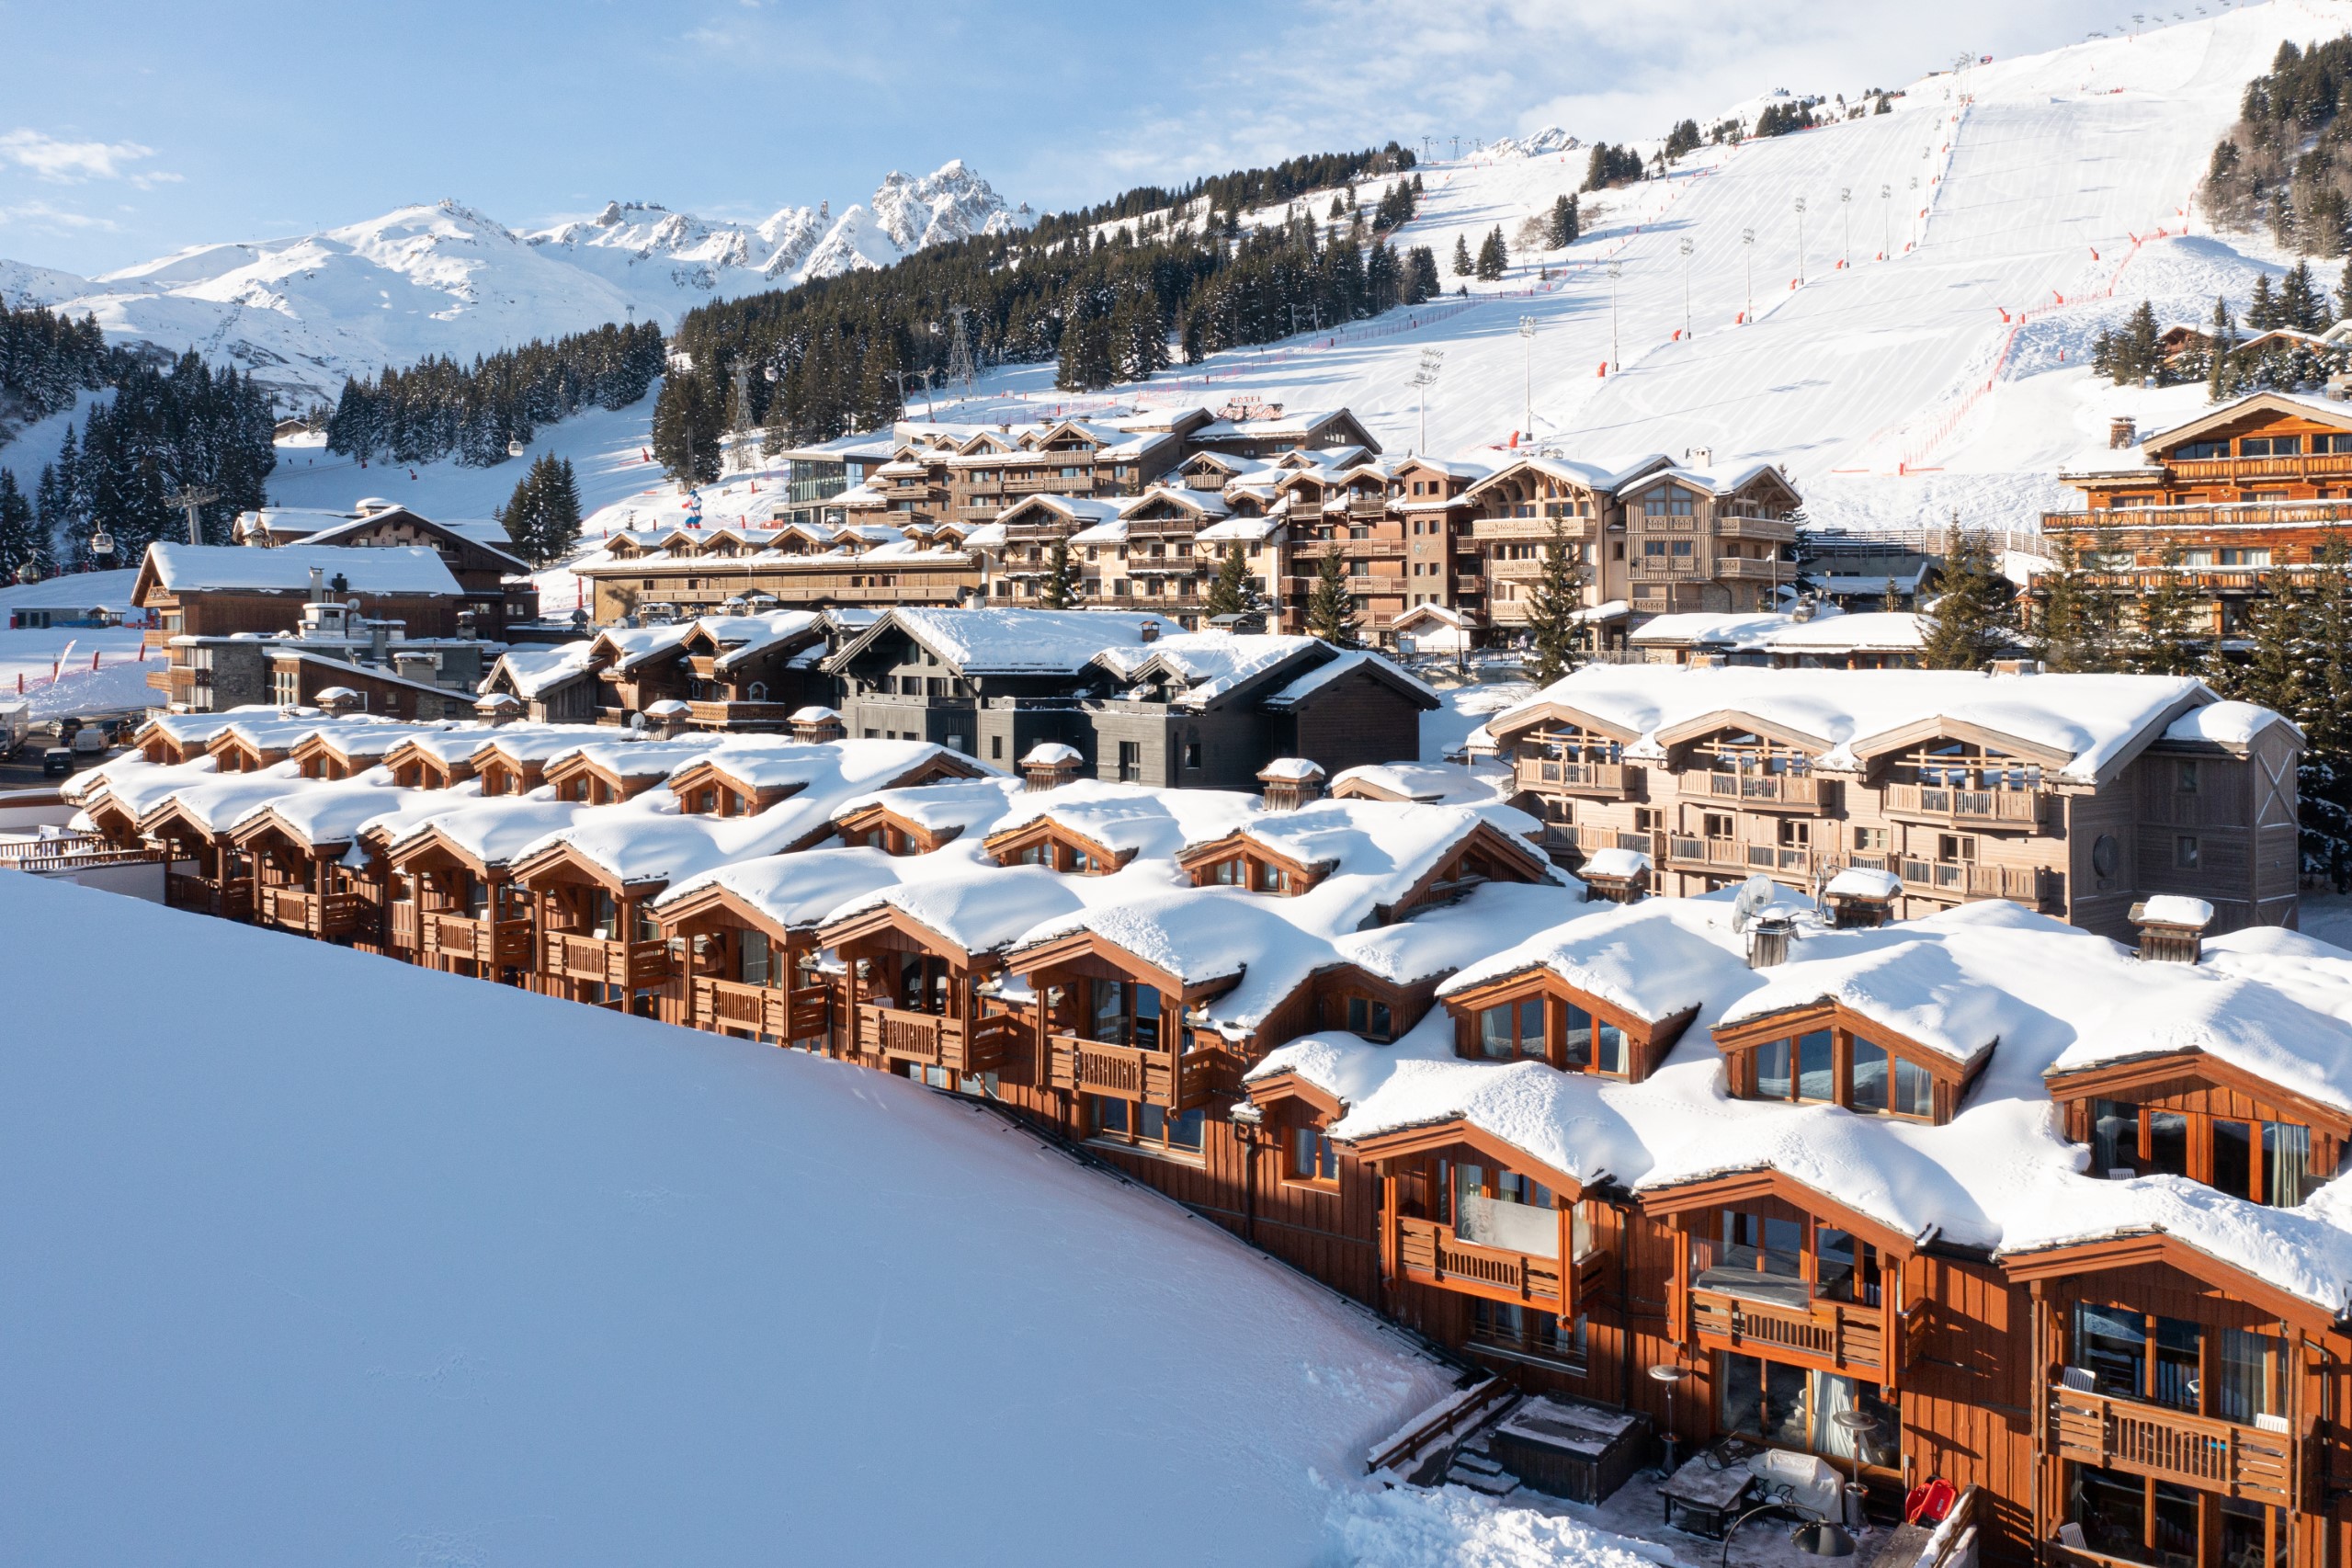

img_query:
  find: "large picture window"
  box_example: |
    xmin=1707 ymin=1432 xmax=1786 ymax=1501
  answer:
xmin=1747 ymin=1027 xmax=1936 ymax=1119
xmin=1478 ymin=998 xmax=1546 ymax=1062
xmin=2092 ymin=1098 xmax=2325 ymax=1206
xmin=1087 ymin=1094 xmax=1204 ymax=1156
xmin=2069 ymin=1302 xmax=2283 ymax=1423
xmin=1717 ymin=1353 xmax=1899 ymax=1467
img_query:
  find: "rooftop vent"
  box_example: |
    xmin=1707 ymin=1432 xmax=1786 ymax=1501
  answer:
xmin=1021 ymin=741 xmax=1085 ymax=791
xmin=1580 ymin=847 xmax=1650 ymax=904
xmin=1747 ymin=911 xmax=1795 ymax=970
xmin=1822 ymin=866 xmax=1902 ymax=928
xmin=789 ymin=705 xmax=846 ymax=744
xmin=2130 ymin=896 xmax=2213 ymax=964
xmin=1139 ymin=619 xmax=1161 ymax=643
xmin=313 ymin=686 xmax=361 ymax=718
xmin=2109 ymin=416 xmax=2137 ymax=449
xmin=1258 ymin=757 xmax=1326 ymax=811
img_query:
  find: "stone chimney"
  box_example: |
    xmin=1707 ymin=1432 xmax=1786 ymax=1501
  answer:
xmin=2131 ymin=896 xmax=2213 ymax=964
xmin=1021 ymin=741 xmax=1085 ymax=791
xmin=1579 ymin=848 xmax=1650 ymax=905
xmin=642 ymin=698 xmax=692 ymax=740
xmin=308 ymin=565 xmax=325 ymax=604
xmin=1823 ymin=866 xmax=1902 ymax=928
xmin=474 ymin=692 xmax=523 ymax=727
xmin=1139 ymin=619 xmax=1162 ymax=643
xmin=313 ymin=686 xmax=361 ymax=718
xmin=2109 ymin=415 xmax=2137 ymax=449
xmin=392 ymin=649 xmax=438 ymax=687
xmin=789 ymin=705 xmax=846 ymax=744
xmin=1746 ymin=911 xmax=1795 ymax=970
xmin=1258 ymin=757 xmax=1326 ymax=811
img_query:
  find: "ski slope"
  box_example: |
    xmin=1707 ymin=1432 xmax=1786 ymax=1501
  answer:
xmin=913 ymin=0 xmax=2347 ymax=539
xmin=0 ymin=869 xmax=1452 ymax=1566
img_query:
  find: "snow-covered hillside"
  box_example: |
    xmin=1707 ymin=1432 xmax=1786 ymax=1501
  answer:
xmin=0 ymin=161 xmax=1027 ymax=408
xmin=0 ymin=869 xmax=1449 ymax=1565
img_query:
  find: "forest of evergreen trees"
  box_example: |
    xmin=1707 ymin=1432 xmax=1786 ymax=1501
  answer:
xmin=2093 ymin=264 xmax=2352 ymax=395
xmin=324 ymin=321 xmax=665 ymax=468
xmin=651 ymin=152 xmax=1446 ymax=482
xmin=0 ymin=301 xmax=118 ymax=425
xmin=1029 ymin=144 xmax=1416 ymax=242
xmin=0 ymin=347 xmax=276 ymax=576
xmin=2202 ymin=36 xmax=2352 ymax=256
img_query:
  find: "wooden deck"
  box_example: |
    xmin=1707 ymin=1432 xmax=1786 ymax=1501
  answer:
xmin=2048 ymin=1385 xmax=2295 ymax=1506
xmin=1395 ymin=1215 xmax=1601 ymax=1313
xmin=542 ymin=933 xmax=671 ymax=989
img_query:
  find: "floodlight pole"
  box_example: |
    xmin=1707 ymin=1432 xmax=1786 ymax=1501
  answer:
xmin=1517 ymin=317 xmax=1537 ymax=435
xmin=1607 ymin=260 xmax=1622 ymax=371
xmin=1794 ymin=196 xmax=1808 ymax=286
xmin=1679 ymin=238 xmax=1694 ymax=337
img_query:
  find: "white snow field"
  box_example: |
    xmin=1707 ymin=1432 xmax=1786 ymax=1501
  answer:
xmin=0 ymin=625 xmax=153 ymax=715
xmin=0 ymin=870 xmax=1453 ymax=1567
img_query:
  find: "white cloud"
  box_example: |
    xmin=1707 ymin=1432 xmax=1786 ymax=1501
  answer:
xmin=0 ymin=199 xmax=119 ymax=233
xmin=0 ymin=128 xmax=165 ymax=185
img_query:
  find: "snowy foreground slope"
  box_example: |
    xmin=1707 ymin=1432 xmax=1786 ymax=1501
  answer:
xmin=0 ymin=871 xmax=1449 ymax=1567
xmin=0 ymin=160 xmax=1022 ymax=407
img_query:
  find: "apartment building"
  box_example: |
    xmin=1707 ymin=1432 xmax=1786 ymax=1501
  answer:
xmin=230 ymin=501 xmax=539 ymax=635
xmin=2051 ymin=391 xmax=2352 ymax=636
xmin=1487 ymin=663 xmax=2301 ymax=937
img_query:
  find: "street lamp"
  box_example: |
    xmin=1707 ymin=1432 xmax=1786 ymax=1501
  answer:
xmin=1517 ymin=316 xmax=1537 ymax=437
xmin=1410 ymin=348 xmax=1446 ymax=453
xmin=1741 ymin=227 xmax=1755 ymax=321
xmin=1679 ymin=238 xmax=1694 ymax=337
xmin=1606 ymin=259 xmax=1623 ymax=371
xmin=1794 ymin=196 xmax=1808 ymax=286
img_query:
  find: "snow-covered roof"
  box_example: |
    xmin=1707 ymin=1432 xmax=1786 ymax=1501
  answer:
xmin=1261 ymin=650 xmax=1439 ymax=711
xmin=2164 ymin=700 xmax=2298 ymax=749
xmin=834 ymin=608 xmax=1165 ymax=676
xmin=1094 ymin=631 xmax=1322 ymax=708
xmin=485 ymin=640 xmax=597 ymax=699
xmin=138 ymin=543 xmax=463 ymax=598
xmin=1488 ymin=665 xmax=2221 ymax=784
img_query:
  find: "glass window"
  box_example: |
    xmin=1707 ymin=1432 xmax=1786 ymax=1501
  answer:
xmin=1478 ymin=1005 xmax=1516 ymax=1060
xmin=2147 ymin=1111 xmax=2190 ymax=1177
xmin=740 ymin=929 xmax=771 ymax=986
xmin=1893 ymin=1057 xmax=1934 ymax=1119
xmin=2095 ymin=1099 xmax=2142 ymax=1175
xmin=1816 ymin=1228 xmax=1881 ymax=1305
xmin=2265 ymin=1122 xmax=2314 ymax=1206
xmin=2074 ymin=1303 xmax=2149 ymax=1398
xmin=2219 ymin=1499 xmax=2288 ymax=1568
xmin=2214 ymin=1118 xmax=2254 ymax=1199
xmin=1562 ymin=1003 xmax=1593 ymax=1069
xmin=1797 ymin=1029 xmax=1835 ymax=1102
xmin=2070 ymin=1464 xmax=2148 ymax=1562
xmin=1756 ymin=1037 xmax=1792 ymax=1100
xmin=1595 ymin=1018 xmax=1630 ymax=1076
xmin=1292 ymin=1125 xmax=1339 ymax=1182
xmin=2215 ymin=1327 xmax=2284 ymax=1424
xmin=1452 ymin=1164 xmax=1560 ymax=1256
xmin=1851 ymin=1038 xmax=1890 ymax=1114
xmin=2152 ymin=1316 xmax=2201 ymax=1413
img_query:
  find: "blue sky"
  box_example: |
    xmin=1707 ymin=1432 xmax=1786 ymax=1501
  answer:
xmin=3 ymin=0 xmax=2148 ymax=275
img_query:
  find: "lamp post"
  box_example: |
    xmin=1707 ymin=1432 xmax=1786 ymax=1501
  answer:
xmin=1741 ymin=228 xmax=1755 ymax=321
xmin=1880 ymin=184 xmax=1891 ymax=257
xmin=1910 ymin=176 xmax=1921 ymax=248
xmin=1607 ymin=259 xmax=1622 ymax=371
xmin=1679 ymin=238 xmax=1694 ymax=337
xmin=1410 ymin=348 xmax=1445 ymax=453
xmin=1840 ymin=187 xmax=1852 ymax=268
xmin=1517 ymin=316 xmax=1537 ymax=437
xmin=1794 ymin=196 xmax=1808 ymax=286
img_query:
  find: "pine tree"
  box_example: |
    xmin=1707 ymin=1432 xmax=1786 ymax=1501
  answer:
xmin=1451 ymin=233 xmax=1474 ymax=277
xmin=1040 ymin=537 xmax=1081 ymax=608
xmin=2034 ymin=541 xmax=2097 ymax=672
xmin=2300 ymin=532 xmax=2352 ymax=887
xmin=651 ymin=370 xmax=723 ymax=483
xmin=1524 ymin=517 xmax=1588 ymax=683
xmin=1406 ymin=246 xmax=1441 ymax=302
xmin=2236 ymin=568 xmax=2306 ymax=722
xmin=1919 ymin=523 xmax=2017 ymax=670
xmin=1202 ymin=543 xmax=1263 ymax=621
xmin=2248 ymin=272 xmax=2282 ymax=330
xmin=1547 ymin=193 xmax=1581 ymax=247
xmin=1475 ymin=226 xmax=1509 ymax=280
xmin=0 ymin=469 xmax=37 ymax=579
xmin=1305 ymin=548 xmax=1360 ymax=645
xmin=2130 ymin=547 xmax=2204 ymax=675
xmin=541 ymin=456 xmax=584 ymax=563
xmin=496 ymin=460 xmax=541 ymax=562
xmin=2336 ymin=256 xmax=2352 ymax=321
xmin=2207 ymin=294 xmax=2237 ymax=403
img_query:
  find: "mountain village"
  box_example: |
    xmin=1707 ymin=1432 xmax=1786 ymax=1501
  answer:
xmin=13 ymin=6 xmax=2352 ymax=1567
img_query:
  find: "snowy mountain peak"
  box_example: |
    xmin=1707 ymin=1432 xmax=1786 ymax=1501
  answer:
xmin=3 ymin=160 xmax=1020 ymax=403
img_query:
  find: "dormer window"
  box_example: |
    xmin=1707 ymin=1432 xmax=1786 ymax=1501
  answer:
xmin=2091 ymin=1099 xmax=2323 ymax=1204
xmin=1744 ymin=1026 xmax=1934 ymax=1118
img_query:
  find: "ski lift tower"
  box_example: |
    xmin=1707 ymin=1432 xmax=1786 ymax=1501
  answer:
xmin=946 ymin=305 xmax=978 ymax=398
xmin=165 ymin=484 xmax=220 ymax=547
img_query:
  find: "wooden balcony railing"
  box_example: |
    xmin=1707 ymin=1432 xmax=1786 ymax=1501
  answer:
xmin=420 ymin=910 xmax=532 ymax=966
xmin=688 ymin=977 xmax=832 ymax=1040
xmin=1046 ymin=1033 xmax=1213 ymax=1109
xmin=1896 ymin=858 xmax=2046 ymax=903
xmin=1666 ymin=835 xmax=1814 ymax=876
xmin=257 ymin=884 xmax=367 ymax=938
xmin=1712 ymin=557 xmax=1785 ymax=583
xmin=166 ymin=872 xmax=251 ymax=921
xmin=1689 ymin=1287 xmax=1890 ymax=1375
xmin=2048 ymin=1385 xmax=2294 ymax=1506
xmin=1517 ymin=758 xmax=1629 ymax=796
xmin=1677 ymin=770 xmax=1822 ymax=807
xmin=858 ymin=1004 xmax=1024 ymax=1073
xmin=543 ymin=932 xmax=671 ymax=989
xmin=389 ymin=902 xmax=419 ymax=949
xmin=686 ymin=700 xmax=796 ymax=729
xmin=1883 ymin=782 xmax=2042 ymax=824
xmin=2165 ymin=452 xmax=2352 ymax=482
xmin=1396 ymin=1216 xmax=1599 ymax=1312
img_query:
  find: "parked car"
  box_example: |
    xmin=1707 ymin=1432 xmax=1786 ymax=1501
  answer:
xmin=41 ymin=746 xmax=73 ymax=778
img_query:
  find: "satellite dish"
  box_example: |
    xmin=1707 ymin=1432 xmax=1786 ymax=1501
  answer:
xmin=1730 ymin=873 xmax=1779 ymax=934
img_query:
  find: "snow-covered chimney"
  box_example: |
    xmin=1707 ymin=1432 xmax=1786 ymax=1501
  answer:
xmin=2109 ymin=416 xmax=2137 ymax=449
xmin=1258 ymin=757 xmax=1325 ymax=811
xmin=1139 ymin=619 xmax=1161 ymax=643
xmin=642 ymin=698 xmax=691 ymax=740
xmin=1580 ymin=848 xmax=1650 ymax=904
xmin=1747 ymin=911 xmax=1794 ymax=970
xmin=313 ymin=686 xmax=361 ymax=718
xmin=2131 ymin=896 xmax=2213 ymax=964
xmin=474 ymin=692 xmax=522 ymax=727
xmin=1823 ymin=866 xmax=1902 ymax=929
xmin=1021 ymin=741 xmax=1085 ymax=791
xmin=308 ymin=565 xmax=324 ymax=605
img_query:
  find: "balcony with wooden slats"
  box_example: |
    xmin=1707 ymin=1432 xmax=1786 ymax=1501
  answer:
xmin=1881 ymin=782 xmax=2043 ymax=826
xmin=1046 ymin=1033 xmax=1214 ymax=1110
xmin=1688 ymin=1286 xmax=1899 ymax=1379
xmin=1396 ymin=1216 xmax=1608 ymax=1314
xmin=167 ymin=871 xmax=251 ymax=921
xmin=691 ymin=977 xmax=830 ymax=1040
xmin=425 ymin=911 xmax=534 ymax=968
xmin=686 ymin=699 xmax=796 ymax=730
xmin=257 ymin=884 xmax=368 ymax=939
xmin=2047 ymin=1385 xmax=2295 ymax=1506
xmin=1676 ymin=770 xmax=1822 ymax=808
xmin=543 ymin=932 xmax=671 ymax=989
xmin=1516 ymin=756 xmax=1631 ymax=800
